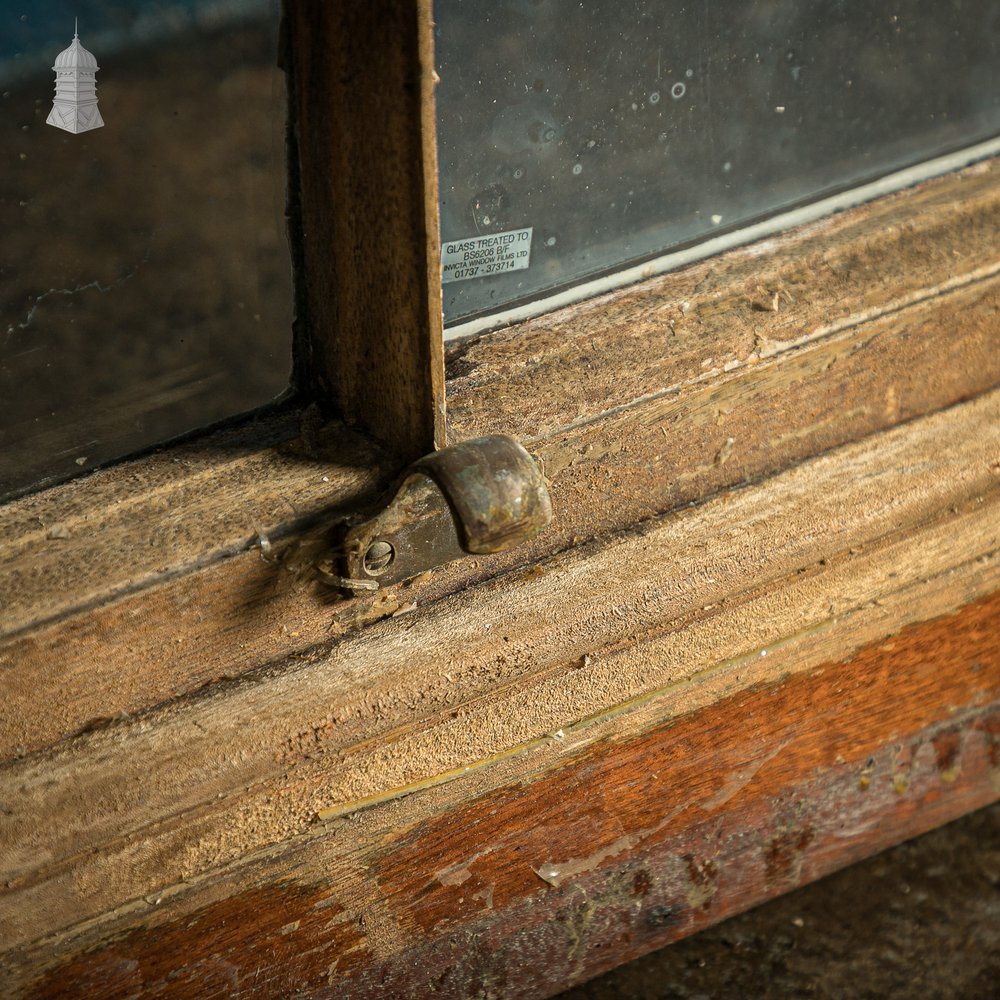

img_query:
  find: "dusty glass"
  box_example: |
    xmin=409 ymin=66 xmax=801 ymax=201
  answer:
xmin=1 ymin=0 xmax=291 ymax=500
xmin=436 ymin=0 xmax=1000 ymax=331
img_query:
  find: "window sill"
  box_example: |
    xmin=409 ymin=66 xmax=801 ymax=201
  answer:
xmin=2 ymin=156 xmax=999 ymax=995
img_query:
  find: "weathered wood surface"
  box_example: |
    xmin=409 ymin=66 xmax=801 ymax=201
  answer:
xmin=2 ymin=389 xmax=999 ymax=993
xmin=2 ymin=161 xmax=999 ymax=762
xmin=286 ymin=1 xmax=446 ymax=459
xmin=446 ymin=155 xmax=1000 ymax=437
xmin=0 ymin=413 xmax=394 ymax=759
xmin=11 ymin=582 xmax=1000 ymax=997
xmin=0 ymin=411 xmax=389 ymax=637
xmin=0 ymin=7 xmax=996 ymax=988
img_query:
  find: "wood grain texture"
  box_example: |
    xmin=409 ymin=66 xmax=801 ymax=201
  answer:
xmin=0 ymin=411 xmax=391 ymax=636
xmin=2 ymin=16 xmax=998 ymax=994
xmin=2 ymin=390 xmax=998 ymax=968
xmin=3 ymin=162 xmax=999 ymax=762
xmin=10 ymin=583 xmax=1000 ymax=998
xmin=286 ymin=1 xmax=446 ymax=459
xmin=446 ymin=156 xmax=1000 ymax=438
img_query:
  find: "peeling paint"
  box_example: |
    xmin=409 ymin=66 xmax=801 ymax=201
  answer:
xmin=700 ymin=740 xmax=790 ymax=811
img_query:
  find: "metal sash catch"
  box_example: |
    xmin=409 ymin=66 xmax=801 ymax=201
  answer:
xmin=331 ymin=435 xmax=552 ymax=590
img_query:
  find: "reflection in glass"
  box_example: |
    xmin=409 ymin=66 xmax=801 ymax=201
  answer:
xmin=436 ymin=0 xmax=1000 ymax=331
xmin=1 ymin=1 xmax=291 ymax=500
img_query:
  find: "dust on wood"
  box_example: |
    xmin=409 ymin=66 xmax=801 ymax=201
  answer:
xmin=0 ymin=412 xmax=390 ymax=637
xmin=4 ymin=166 xmax=1000 ymax=762
xmin=2 ymin=391 xmax=999 ymax=958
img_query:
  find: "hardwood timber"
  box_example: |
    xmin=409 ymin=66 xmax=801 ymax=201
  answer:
xmin=11 ymin=582 xmax=1000 ymax=997
xmin=3 ymin=135 xmax=1000 ymax=992
xmin=286 ymin=1 xmax=446 ymax=459
xmin=3 ymin=161 xmax=1000 ymax=762
xmin=2 ymin=391 xmax=999 ymax=982
xmin=0 ymin=412 xmax=391 ymax=638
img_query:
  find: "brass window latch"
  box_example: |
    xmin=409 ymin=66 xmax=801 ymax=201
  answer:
xmin=324 ymin=436 xmax=552 ymax=592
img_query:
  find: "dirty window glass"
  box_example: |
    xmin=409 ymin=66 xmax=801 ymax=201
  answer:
xmin=436 ymin=0 xmax=1000 ymax=334
xmin=1 ymin=1 xmax=291 ymax=501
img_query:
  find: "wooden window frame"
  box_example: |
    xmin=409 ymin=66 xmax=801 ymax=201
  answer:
xmin=2 ymin=3 xmax=999 ymax=995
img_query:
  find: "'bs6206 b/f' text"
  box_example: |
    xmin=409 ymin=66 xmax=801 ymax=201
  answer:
xmin=442 ymin=227 xmax=533 ymax=284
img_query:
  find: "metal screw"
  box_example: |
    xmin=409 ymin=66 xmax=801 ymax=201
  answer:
xmin=363 ymin=540 xmax=395 ymax=575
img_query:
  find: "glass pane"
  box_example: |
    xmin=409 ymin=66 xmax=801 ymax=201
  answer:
xmin=436 ymin=0 xmax=1000 ymax=333
xmin=1 ymin=1 xmax=291 ymax=501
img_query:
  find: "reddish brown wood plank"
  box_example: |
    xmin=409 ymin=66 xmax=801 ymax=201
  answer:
xmin=19 ymin=588 xmax=1000 ymax=999
xmin=286 ymin=1 xmax=445 ymax=459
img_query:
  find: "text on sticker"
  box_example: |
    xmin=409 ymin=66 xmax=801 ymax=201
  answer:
xmin=442 ymin=227 xmax=533 ymax=284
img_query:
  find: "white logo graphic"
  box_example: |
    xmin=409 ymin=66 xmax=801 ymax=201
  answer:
xmin=46 ymin=20 xmax=105 ymax=134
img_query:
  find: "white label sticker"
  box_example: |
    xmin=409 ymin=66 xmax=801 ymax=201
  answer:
xmin=441 ymin=227 xmax=533 ymax=284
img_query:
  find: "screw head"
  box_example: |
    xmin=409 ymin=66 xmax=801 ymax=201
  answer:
xmin=363 ymin=540 xmax=395 ymax=575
